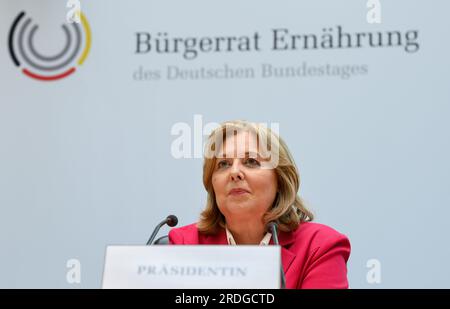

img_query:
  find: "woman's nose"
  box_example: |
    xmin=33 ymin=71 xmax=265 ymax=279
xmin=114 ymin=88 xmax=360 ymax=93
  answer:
xmin=229 ymin=160 xmax=244 ymax=181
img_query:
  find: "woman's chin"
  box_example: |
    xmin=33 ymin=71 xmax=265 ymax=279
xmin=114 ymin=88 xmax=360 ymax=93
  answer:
xmin=226 ymin=203 xmax=259 ymax=215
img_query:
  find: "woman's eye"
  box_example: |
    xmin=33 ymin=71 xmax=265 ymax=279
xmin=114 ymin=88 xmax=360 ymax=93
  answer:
xmin=244 ymin=158 xmax=260 ymax=167
xmin=217 ymin=160 xmax=230 ymax=169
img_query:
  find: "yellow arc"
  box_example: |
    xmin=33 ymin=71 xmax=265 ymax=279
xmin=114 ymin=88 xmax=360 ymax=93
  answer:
xmin=77 ymin=12 xmax=91 ymax=66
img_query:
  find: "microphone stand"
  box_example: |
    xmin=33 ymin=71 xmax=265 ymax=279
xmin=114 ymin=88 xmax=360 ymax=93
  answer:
xmin=146 ymin=215 xmax=178 ymax=245
xmin=268 ymin=222 xmax=286 ymax=289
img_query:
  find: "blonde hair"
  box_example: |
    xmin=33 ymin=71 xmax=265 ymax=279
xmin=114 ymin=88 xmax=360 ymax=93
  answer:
xmin=197 ymin=120 xmax=313 ymax=235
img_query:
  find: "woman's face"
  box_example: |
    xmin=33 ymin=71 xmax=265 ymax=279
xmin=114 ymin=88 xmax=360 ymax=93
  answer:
xmin=212 ymin=131 xmax=278 ymax=222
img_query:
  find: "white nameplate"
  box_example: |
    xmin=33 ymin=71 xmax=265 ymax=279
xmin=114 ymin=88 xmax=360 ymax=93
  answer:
xmin=102 ymin=245 xmax=281 ymax=289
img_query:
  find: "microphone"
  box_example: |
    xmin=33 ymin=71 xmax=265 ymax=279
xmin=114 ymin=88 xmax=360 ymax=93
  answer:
xmin=146 ymin=215 xmax=178 ymax=245
xmin=266 ymin=221 xmax=286 ymax=289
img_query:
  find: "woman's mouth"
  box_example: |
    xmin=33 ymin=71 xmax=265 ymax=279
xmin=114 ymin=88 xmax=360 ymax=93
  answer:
xmin=228 ymin=188 xmax=250 ymax=196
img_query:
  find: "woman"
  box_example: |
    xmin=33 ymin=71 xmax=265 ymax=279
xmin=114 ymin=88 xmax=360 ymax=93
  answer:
xmin=169 ymin=120 xmax=351 ymax=289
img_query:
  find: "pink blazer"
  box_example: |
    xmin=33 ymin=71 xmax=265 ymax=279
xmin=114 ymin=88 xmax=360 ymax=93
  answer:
xmin=169 ymin=222 xmax=351 ymax=289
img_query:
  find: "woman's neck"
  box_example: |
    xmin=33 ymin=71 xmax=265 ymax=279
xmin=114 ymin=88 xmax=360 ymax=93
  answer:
xmin=226 ymin=219 xmax=266 ymax=245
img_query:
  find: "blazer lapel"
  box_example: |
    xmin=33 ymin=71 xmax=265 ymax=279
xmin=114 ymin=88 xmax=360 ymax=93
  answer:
xmin=278 ymin=230 xmax=296 ymax=274
xmin=201 ymin=228 xmax=296 ymax=274
xmin=202 ymin=228 xmax=228 ymax=245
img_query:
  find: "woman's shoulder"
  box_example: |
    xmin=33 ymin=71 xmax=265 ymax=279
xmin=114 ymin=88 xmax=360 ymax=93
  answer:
xmin=289 ymin=222 xmax=351 ymax=263
xmin=293 ymin=222 xmax=350 ymax=249
xmin=168 ymin=223 xmax=199 ymax=244
xmin=171 ymin=222 xmax=198 ymax=233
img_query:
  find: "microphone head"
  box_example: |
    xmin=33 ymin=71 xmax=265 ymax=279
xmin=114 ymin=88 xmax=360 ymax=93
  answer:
xmin=266 ymin=221 xmax=278 ymax=232
xmin=166 ymin=215 xmax=178 ymax=227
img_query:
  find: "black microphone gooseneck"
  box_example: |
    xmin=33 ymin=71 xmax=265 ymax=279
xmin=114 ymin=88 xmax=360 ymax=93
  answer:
xmin=267 ymin=221 xmax=286 ymax=289
xmin=146 ymin=215 xmax=178 ymax=245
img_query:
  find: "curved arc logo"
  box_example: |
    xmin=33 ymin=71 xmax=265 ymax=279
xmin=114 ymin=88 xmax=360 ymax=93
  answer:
xmin=8 ymin=11 xmax=91 ymax=81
